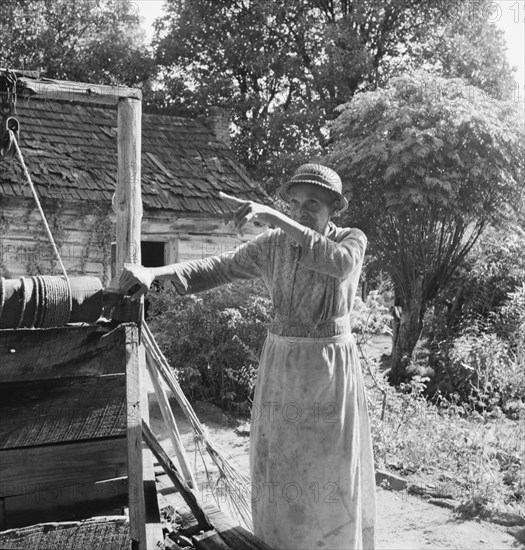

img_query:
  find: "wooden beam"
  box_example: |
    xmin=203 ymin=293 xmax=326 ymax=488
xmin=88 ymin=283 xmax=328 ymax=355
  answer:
xmin=140 ymin=344 xmax=164 ymax=548
xmin=192 ymin=504 xmax=273 ymax=550
xmin=125 ymin=326 xmax=148 ymax=549
xmin=0 ymin=325 xmax=127 ymax=382
xmin=145 ymin=346 xmax=197 ymax=489
xmin=116 ymin=97 xmax=142 ymax=270
xmin=3 ymin=478 xmax=128 ymax=529
xmin=16 ymin=75 xmax=142 ymax=105
xmin=111 ymin=96 xmax=143 ymax=323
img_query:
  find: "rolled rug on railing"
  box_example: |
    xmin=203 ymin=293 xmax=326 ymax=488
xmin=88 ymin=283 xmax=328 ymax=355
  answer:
xmin=0 ymin=276 xmax=103 ymax=329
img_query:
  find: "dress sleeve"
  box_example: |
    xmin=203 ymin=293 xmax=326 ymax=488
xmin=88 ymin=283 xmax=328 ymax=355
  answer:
xmin=297 ymin=227 xmax=367 ymax=279
xmin=169 ymin=230 xmax=271 ymax=295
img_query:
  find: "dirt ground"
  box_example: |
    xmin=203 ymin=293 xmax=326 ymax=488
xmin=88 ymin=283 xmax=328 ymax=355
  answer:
xmin=149 ymin=395 xmax=525 ymax=550
xmin=147 ymin=334 xmax=525 ymax=549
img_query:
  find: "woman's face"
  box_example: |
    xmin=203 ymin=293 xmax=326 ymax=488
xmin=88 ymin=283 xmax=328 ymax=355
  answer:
xmin=287 ymin=182 xmax=336 ymax=234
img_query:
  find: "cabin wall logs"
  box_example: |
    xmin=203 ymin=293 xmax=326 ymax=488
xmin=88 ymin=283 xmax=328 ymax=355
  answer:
xmin=0 ymin=198 xmax=264 ymax=280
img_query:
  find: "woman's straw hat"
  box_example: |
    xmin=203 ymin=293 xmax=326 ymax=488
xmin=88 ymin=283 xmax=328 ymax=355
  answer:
xmin=276 ymin=163 xmax=349 ymax=215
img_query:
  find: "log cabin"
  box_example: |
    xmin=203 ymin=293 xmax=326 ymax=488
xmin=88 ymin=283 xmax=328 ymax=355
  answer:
xmin=0 ymin=99 xmax=269 ymax=285
xmin=0 ymin=75 xmax=273 ymax=549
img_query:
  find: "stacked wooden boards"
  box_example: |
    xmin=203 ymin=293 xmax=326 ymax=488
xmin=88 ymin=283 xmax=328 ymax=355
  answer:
xmin=0 ymin=323 xmax=163 ymax=549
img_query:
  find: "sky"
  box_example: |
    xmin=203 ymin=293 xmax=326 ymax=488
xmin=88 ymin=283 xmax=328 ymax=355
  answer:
xmin=495 ymin=1 xmax=525 ymax=102
xmin=135 ymin=0 xmax=524 ymax=106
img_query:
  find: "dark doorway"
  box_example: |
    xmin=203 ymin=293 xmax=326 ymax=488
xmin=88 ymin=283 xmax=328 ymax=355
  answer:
xmin=141 ymin=241 xmax=166 ymax=318
xmin=141 ymin=241 xmax=165 ymax=267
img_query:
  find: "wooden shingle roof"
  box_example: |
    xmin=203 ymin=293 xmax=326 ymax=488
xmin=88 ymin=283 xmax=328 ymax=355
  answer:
xmin=0 ymin=100 xmax=269 ymax=214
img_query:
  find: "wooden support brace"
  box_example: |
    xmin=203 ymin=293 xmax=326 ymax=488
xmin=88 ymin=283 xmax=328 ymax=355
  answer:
xmin=14 ymin=74 xmax=142 ymax=105
xmin=126 ymin=327 xmax=147 ymax=548
xmin=145 ymin=344 xmax=197 ymax=489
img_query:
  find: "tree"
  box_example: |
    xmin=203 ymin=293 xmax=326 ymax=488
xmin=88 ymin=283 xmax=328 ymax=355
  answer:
xmin=326 ymin=71 xmax=524 ymax=383
xmin=153 ymin=0 xmax=452 ymax=184
xmin=0 ymin=0 xmax=155 ymax=87
xmin=153 ymin=0 xmax=515 ymax=188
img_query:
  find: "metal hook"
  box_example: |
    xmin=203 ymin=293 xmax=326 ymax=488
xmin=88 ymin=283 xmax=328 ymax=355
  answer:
xmin=0 ymin=117 xmax=20 ymax=160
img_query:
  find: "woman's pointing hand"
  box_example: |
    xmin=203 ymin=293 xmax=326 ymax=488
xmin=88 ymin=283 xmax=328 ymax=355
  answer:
xmin=219 ymin=192 xmax=276 ymax=234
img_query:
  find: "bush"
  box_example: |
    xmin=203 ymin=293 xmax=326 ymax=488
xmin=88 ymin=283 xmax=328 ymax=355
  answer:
xmin=431 ymin=319 xmax=525 ymax=414
xmin=147 ymin=279 xmax=272 ymax=415
xmin=425 ymin=226 xmax=525 ymax=413
xmin=364 ymin=351 xmax=525 ymax=517
xmin=352 ymin=289 xmax=392 ymax=335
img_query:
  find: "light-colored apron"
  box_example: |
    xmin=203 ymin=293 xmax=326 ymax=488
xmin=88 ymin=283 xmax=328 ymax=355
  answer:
xmin=249 ymin=327 xmax=376 ymax=550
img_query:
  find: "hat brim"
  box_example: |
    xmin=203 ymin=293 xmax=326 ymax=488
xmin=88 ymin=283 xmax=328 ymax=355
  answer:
xmin=276 ymin=179 xmax=349 ymax=215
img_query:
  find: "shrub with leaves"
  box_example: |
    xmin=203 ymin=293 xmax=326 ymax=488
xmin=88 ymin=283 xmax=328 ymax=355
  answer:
xmin=425 ymin=226 xmax=525 ymax=412
xmin=352 ymin=290 xmax=392 ymax=335
xmin=363 ymin=350 xmax=525 ymax=517
xmin=430 ymin=318 xmax=525 ymax=414
xmin=147 ymin=279 xmax=272 ymax=415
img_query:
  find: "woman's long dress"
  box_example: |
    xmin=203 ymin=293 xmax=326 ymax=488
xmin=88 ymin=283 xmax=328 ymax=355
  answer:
xmin=171 ymin=221 xmax=376 ymax=549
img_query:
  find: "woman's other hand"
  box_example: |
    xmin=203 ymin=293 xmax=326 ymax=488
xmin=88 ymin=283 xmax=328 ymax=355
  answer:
xmin=119 ymin=264 xmax=155 ymax=301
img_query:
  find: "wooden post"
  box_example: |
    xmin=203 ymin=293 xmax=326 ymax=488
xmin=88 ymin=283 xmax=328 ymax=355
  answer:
xmin=116 ymin=98 xmax=142 ymax=270
xmin=116 ymin=98 xmax=162 ymax=549
xmin=126 ymin=326 xmax=147 ymax=548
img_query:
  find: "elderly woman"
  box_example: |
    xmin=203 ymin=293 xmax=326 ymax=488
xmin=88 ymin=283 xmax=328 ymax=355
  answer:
xmin=120 ymin=163 xmax=376 ymax=550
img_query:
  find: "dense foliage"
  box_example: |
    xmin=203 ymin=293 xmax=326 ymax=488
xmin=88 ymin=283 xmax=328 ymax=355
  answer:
xmin=326 ymin=71 xmax=524 ymax=382
xmin=0 ymin=0 xmax=155 ymax=87
xmin=147 ymin=279 xmax=271 ymax=415
xmin=152 ymin=0 xmax=514 ymax=187
xmin=423 ymin=225 xmax=525 ymax=412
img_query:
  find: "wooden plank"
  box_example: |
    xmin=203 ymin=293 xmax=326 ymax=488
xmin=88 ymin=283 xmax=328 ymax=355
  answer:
xmin=205 ymin=509 xmax=272 ymax=550
xmin=0 ymin=324 xmax=129 ymax=382
xmin=140 ymin=345 xmax=164 ymax=549
xmin=3 ymin=477 xmax=128 ymax=529
xmin=193 ymin=526 xmax=273 ymax=550
xmin=192 ymin=503 xmax=272 ymax=550
xmin=0 ymin=437 xmax=127 ymax=498
xmin=0 ymin=375 xmax=126 ymax=449
xmin=193 ymin=530 xmax=231 ymax=549
xmin=125 ymin=326 xmax=147 ymax=549
xmin=17 ymin=75 xmax=142 ymax=105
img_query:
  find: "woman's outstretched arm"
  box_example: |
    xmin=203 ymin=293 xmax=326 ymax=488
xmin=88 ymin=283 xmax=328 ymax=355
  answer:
xmin=118 ymin=231 xmax=271 ymax=300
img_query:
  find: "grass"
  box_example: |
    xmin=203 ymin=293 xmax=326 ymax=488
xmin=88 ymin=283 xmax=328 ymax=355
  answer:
xmin=359 ymin=333 xmax=525 ymax=521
